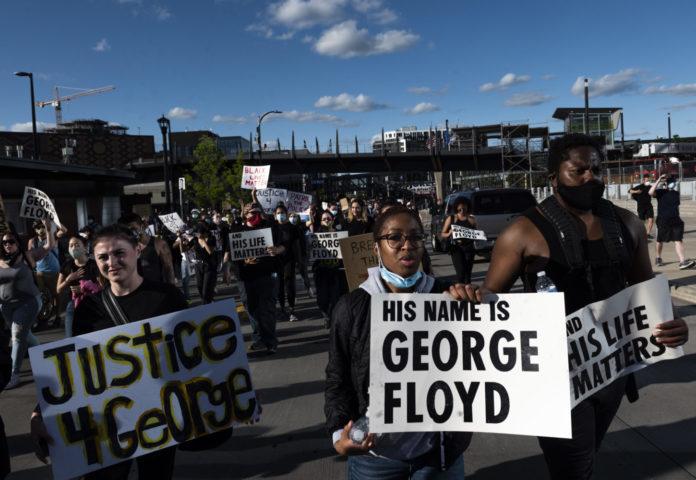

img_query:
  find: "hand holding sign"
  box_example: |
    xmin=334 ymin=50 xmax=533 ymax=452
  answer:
xmin=241 ymin=165 xmax=270 ymax=190
xmin=20 ymin=186 xmax=63 ymax=228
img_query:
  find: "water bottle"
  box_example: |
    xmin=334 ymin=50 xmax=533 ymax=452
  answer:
xmin=349 ymin=416 xmax=369 ymax=444
xmin=535 ymin=271 xmax=558 ymax=293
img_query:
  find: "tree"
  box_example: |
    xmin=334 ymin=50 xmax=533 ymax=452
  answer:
xmin=185 ymin=137 xmax=247 ymax=209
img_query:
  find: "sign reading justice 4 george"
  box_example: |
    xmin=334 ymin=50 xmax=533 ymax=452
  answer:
xmin=369 ymin=293 xmax=572 ymax=438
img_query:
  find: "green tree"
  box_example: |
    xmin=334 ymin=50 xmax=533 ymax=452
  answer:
xmin=185 ymin=137 xmax=240 ymax=209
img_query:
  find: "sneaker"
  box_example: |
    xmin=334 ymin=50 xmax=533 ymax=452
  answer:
xmin=249 ymin=341 xmax=265 ymax=351
xmin=308 ymin=287 xmax=316 ymax=297
xmin=655 ymin=257 xmax=663 ymax=267
xmin=678 ymin=259 xmax=695 ymax=270
xmin=267 ymin=345 xmax=277 ymax=354
xmin=4 ymin=374 xmax=20 ymax=390
xmin=289 ymin=313 xmax=298 ymax=322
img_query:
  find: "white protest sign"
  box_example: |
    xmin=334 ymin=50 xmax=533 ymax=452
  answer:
xmin=567 ymin=275 xmax=683 ymax=407
xmin=241 ymin=165 xmax=270 ymax=190
xmin=307 ymin=231 xmax=349 ymax=261
xmin=228 ymin=228 xmax=274 ymax=260
xmin=256 ymin=188 xmax=287 ymax=213
xmin=158 ymin=212 xmax=186 ymax=234
xmin=20 ymin=186 xmax=63 ymax=228
xmin=29 ymin=299 xmax=259 ymax=480
xmin=286 ymin=191 xmax=312 ymax=213
xmin=369 ymin=293 xmax=571 ymax=438
xmin=451 ymin=224 xmax=487 ymax=241
xmin=418 ymin=209 xmax=432 ymax=231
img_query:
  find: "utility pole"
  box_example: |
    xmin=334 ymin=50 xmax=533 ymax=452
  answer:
xmin=583 ymin=78 xmax=590 ymax=135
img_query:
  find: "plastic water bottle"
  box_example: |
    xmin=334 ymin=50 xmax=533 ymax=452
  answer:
xmin=349 ymin=416 xmax=369 ymax=444
xmin=535 ymin=271 xmax=558 ymax=293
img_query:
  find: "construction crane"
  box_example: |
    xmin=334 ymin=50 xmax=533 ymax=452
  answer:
xmin=35 ymin=85 xmax=115 ymax=125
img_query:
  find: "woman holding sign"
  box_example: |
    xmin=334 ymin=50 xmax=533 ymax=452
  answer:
xmin=313 ymin=210 xmax=348 ymax=328
xmin=325 ymin=205 xmax=471 ymax=478
xmin=441 ymin=197 xmax=477 ymax=284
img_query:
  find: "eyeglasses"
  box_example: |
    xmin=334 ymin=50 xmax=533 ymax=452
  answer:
xmin=1 ymin=239 xmax=16 ymax=246
xmin=456 ymin=208 xmax=467 ymax=213
xmin=377 ymin=233 xmax=426 ymax=249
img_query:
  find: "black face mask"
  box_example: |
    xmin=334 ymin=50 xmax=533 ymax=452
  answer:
xmin=557 ymin=180 xmax=605 ymax=211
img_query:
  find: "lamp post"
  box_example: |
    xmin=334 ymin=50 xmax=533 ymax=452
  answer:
xmin=256 ymin=110 xmax=282 ymax=161
xmin=14 ymin=71 xmax=39 ymax=159
xmin=583 ymin=78 xmax=590 ymax=135
xmin=157 ymin=115 xmax=172 ymax=211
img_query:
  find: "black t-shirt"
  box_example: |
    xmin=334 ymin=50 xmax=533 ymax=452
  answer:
xmin=194 ymin=236 xmax=217 ymax=268
xmin=631 ymin=184 xmax=652 ymax=207
xmin=656 ymin=189 xmax=680 ymax=219
xmin=60 ymin=258 xmax=100 ymax=287
xmin=209 ymin=223 xmax=230 ymax=253
xmin=275 ymin=222 xmax=301 ymax=264
xmin=73 ymin=279 xmax=187 ymax=336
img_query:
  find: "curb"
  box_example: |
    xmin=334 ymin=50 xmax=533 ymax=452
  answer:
xmin=669 ymin=282 xmax=696 ymax=303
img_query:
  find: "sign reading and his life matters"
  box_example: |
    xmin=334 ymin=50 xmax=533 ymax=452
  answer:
xmin=451 ymin=224 xmax=487 ymax=241
xmin=20 ymin=186 xmax=63 ymax=228
xmin=256 ymin=188 xmax=288 ymax=213
xmin=369 ymin=293 xmax=572 ymax=438
xmin=0 ymin=194 xmax=8 ymax=235
xmin=340 ymin=233 xmax=377 ymax=291
xmin=228 ymin=228 xmax=274 ymax=260
xmin=28 ymin=300 xmax=259 ymax=480
xmin=307 ymin=231 xmax=349 ymax=261
xmin=567 ymin=275 xmax=683 ymax=407
xmin=158 ymin=212 xmax=186 ymax=234
xmin=241 ymin=165 xmax=270 ymax=190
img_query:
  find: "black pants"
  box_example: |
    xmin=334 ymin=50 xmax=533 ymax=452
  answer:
xmin=277 ymin=261 xmax=296 ymax=311
xmin=83 ymin=446 xmax=176 ymax=480
xmin=450 ymin=247 xmax=475 ymax=284
xmin=196 ymin=263 xmax=217 ymax=304
xmin=314 ymin=266 xmax=347 ymax=319
xmin=538 ymin=376 xmax=627 ymax=480
xmin=244 ymin=275 xmax=278 ymax=348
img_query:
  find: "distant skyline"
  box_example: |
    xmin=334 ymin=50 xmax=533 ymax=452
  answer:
xmin=2 ymin=0 xmax=696 ymax=151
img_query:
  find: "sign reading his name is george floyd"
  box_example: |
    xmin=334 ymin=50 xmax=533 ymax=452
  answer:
xmin=20 ymin=186 xmax=63 ymax=228
xmin=229 ymin=228 xmax=274 ymax=260
xmin=158 ymin=212 xmax=186 ymax=234
xmin=28 ymin=299 xmax=259 ymax=480
xmin=308 ymin=231 xmax=349 ymax=261
xmin=567 ymin=275 xmax=683 ymax=407
xmin=369 ymin=293 xmax=572 ymax=438
xmin=339 ymin=233 xmax=377 ymax=291
xmin=241 ymin=165 xmax=270 ymax=190
xmin=450 ymin=224 xmax=487 ymax=241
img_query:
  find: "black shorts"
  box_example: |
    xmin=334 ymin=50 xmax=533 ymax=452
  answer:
xmin=656 ymin=217 xmax=684 ymax=243
xmin=637 ymin=204 xmax=654 ymax=220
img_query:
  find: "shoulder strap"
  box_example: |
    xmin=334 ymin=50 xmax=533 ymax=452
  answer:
xmin=594 ymin=199 xmax=631 ymax=270
xmin=537 ymin=196 xmax=586 ymax=270
xmin=101 ymin=287 xmax=130 ymax=326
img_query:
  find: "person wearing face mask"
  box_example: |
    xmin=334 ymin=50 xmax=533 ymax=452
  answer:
xmin=28 ymin=220 xmax=61 ymax=328
xmin=193 ymin=222 xmax=218 ymax=304
xmin=440 ymin=197 xmax=477 ymax=283
xmin=327 ymin=202 xmax=345 ymax=231
xmin=56 ymin=236 xmax=101 ymax=337
xmin=650 ymin=173 xmax=695 ymax=269
xmin=119 ymin=213 xmax=176 ymax=285
xmin=629 ymin=174 xmax=655 ymax=237
xmin=312 ymin=210 xmax=349 ymax=327
xmin=273 ymin=205 xmax=303 ymax=321
xmin=325 ymin=205 xmax=472 ymax=478
xmin=454 ymin=134 xmax=689 ymax=480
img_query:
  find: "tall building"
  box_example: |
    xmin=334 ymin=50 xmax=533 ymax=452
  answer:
xmin=552 ymin=107 xmax=622 ymax=147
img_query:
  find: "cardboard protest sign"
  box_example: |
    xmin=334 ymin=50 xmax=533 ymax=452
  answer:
xmin=307 ymin=231 xmax=349 ymax=261
xmin=451 ymin=224 xmax=487 ymax=241
xmin=418 ymin=209 xmax=432 ymax=232
xmin=241 ymin=165 xmax=270 ymax=190
xmin=339 ymin=198 xmax=350 ymax=212
xmin=256 ymin=188 xmax=288 ymax=213
xmin=158 ymin=212 xmax=186 ymax=234
xmin=369 ymin=292 xmax=571 ymax=438
xmin=567 ymin=275 xmax=683 ymax=407
xmin=229 ymin=228 xmax=274 ymax=260
xmin=286 ymin=191 xmax=312 ymax=213
xmin=29 ymin=299 xmax=259 ymax=480
xmin=19 ymin=186 xmax=63 ymax=228
xmin=0 ymin=194 xmax=8 ymax=235
xmin=340 ymin=233 xmax=377 ymax=291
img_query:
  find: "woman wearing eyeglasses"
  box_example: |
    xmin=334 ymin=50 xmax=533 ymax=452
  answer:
xmin=441 ymin=197 xmax=477 ymax=284
xmin=325 ymin=205 xmax=472 ymax=479
xmin=312 ymin=210 xmax=349 ymax=327
xmin=0 ymin=219 xmax=55 ymax=389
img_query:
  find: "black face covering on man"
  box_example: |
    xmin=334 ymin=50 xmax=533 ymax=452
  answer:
xmin=557 ymin=179 xmax=605 ymax=211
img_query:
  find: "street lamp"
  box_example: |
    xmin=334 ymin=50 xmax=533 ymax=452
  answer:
xmin=157 ymin=115 xmax=172 ymax=211
xmin=14 ymin=71 xmax=39 ymax=159
xmin=256 ymin=110 xmax=282 ymax=161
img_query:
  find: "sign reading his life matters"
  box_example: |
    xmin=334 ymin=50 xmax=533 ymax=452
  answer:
xmin=308 ymin=231 xmax=349 ymax=261
xmin=29 ymin=300 xmax=259 ymax=480
xmin=241 ymin=165 xmax=270 ymax=190
xmin=567 ymin=275 xmax=683 ymax=407
xmin=339 ymin=233 xmax=377 ymax=291
xmin=451 ymin=224 xmax=487 ymax=241
xmin=369 ymin=293 xmax=571 ymax=438
xmin=256 ymin=188 xmax=287 ymax=213
xmin=158 ymin=212 xmax=186 ymax=234
xmin=229 ymin=228 xmax=274 ymax=260
xmin=20 ymin=186 xmax=63 ymax=228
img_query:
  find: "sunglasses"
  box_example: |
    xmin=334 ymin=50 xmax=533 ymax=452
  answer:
xmin=1 ymin=239 xmax=17 ymax=246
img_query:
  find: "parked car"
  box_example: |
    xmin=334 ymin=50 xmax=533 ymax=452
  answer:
xmin=431 ymin=188 xmax=537 ymax=257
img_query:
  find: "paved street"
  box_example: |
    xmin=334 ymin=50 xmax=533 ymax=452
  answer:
xmin=2 ymin=240 xmax=696 ymax=479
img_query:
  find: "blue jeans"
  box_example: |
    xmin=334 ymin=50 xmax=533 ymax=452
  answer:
xmin=347 ymin=454 xmax=464 ymax=480
xmin=0 ymin=297 xmax=40 ymax=376
xmin=64 ymin=300 xmax=75 ymax=337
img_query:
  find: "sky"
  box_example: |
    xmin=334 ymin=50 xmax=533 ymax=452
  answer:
xmin=2 ymin=0 xmax=696 ymax=152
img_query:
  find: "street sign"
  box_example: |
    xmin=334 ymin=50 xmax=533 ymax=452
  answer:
xmin=178 ymin=177 xmax=186 ymax=190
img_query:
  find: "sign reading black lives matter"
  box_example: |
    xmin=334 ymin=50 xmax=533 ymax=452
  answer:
xmin=228 ymin=228 xmax=274 ymax=260
xmin=450 ymin=224 xmax=487 ymax=241
xmin=158 ymin=212 xmax=186 ymax=234
xmin=308 ymin=231 xmax=349 ymax=261
xmin=567 ymin=274 xmax=683 ymax=407
xmin=20 ymin=186 xmax=63 ymax=228
xmin=29 ymin=300 xmax=259 ymax=480
xmin=369 ymin=293 xmax=572 ymax=438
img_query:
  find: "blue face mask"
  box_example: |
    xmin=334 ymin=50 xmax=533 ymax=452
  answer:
xmin=276 ymin=213 xmax=287 ymax=222
xmin=377 ymin=248 xmax=423 ymax=289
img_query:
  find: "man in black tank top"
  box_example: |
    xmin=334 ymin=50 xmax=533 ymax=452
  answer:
xmin=453 ymin=134 xmax=689 ymax=480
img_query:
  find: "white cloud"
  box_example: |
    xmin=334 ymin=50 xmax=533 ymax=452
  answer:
xmin=571 ymin=69 xmax=641 ymax=97
xmin=374 ymin=8 xmax=397 ymax=24
xmin=504 ymin=92 xmax=552 ymax=107
xmin=301 ymin=35 xmax=315 ymax=43
xmin=212 ymin=114 xmax=249 ymax=124
xmin=153 ymin=5 xmax=172 ymax=21
xmin=168 ymin=107 xmax=197 ymax=119
xmin=352 ymin=0 xmax=382 ymax=12
xmin=268 ymin=0 xmax=347 ymax=29
xmin=11 ymin=121 xmax=56 ymax=132
xmin=92 ymin=38 xmax=111 ymax=52
xmin=315 ymin=92 xmax=386 ymax=112
xmin=269 ymin=110 xmax=351 ymax=125
xmin=479 ymin=73 xmax=531 ymax=92
xmin=314 ymin=20 xmax=418 ymax=58
xmin=405 ymin=102 xmax=439 ymax=114
xmin=661 ymin=101 xmax=696 ymax=111
xmin=408 ymin=86 xmax=432 ymax=94
xmin=645 ymin=83 xmax=696 ymax=96
xmin=541 ymin=74 xmax=555 ymax=80
xmin=246 ymin=23 xmax=274 ymax=38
